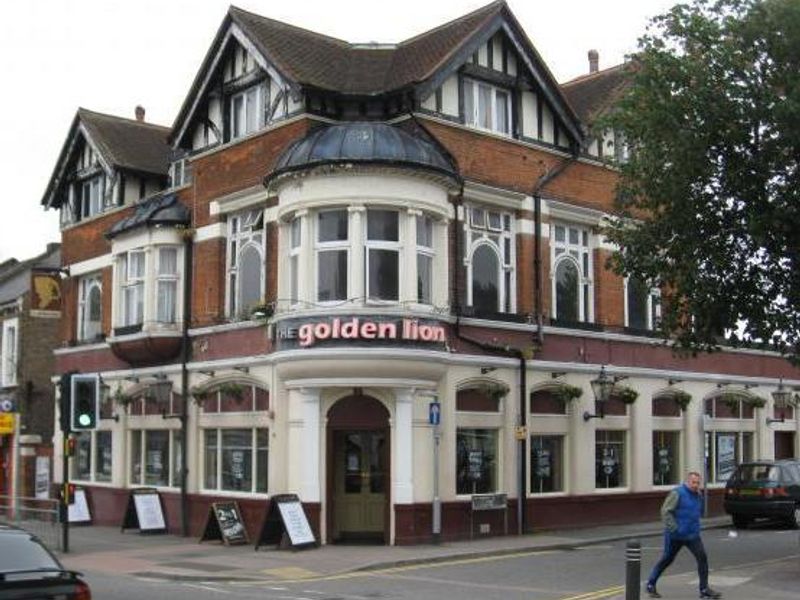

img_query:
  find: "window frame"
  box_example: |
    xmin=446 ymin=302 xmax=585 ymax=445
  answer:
xmin=226 ymin=209 xmax=266 ymax=319
xmin=464 ymin=204 xmax=515 ymax=314
xmin=77 ymin=274 xmax=103 ymax=342
xmin=455 ymin=427 xmax=500 ymax=496
xmin=202 ymin=427 xmax=269 ymax=495
xmin=229 ymin=83 xmax=265 ymax=140
xmin=315 ymin=209 xmax=350 ymax=304
xmin=365 ymin=209 xmax=401 ymax=303
xmin=129 ymin=428 xmax=183 ymax=488
xmin=595 ymin=429 xmax=627 ymax=490
xmin=624 ymin=276 xmax=661 ymax=330
xmin=70 ymin=430 xmax=113 ymax=484
xmin=416 ymin=214 xmax=435 ymax=305
xmin=1 ymin=317 xmax=19 ymax=387
xmin=156 ymin=247 xmax=179 ymax=324
xmin=551 ymin=223 xmax=593 ymax=323
xmin=463 ymin=77 xmax=512 ymax=136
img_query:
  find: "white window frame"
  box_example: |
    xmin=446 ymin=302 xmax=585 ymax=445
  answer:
xmin=315 ymin=209 xmax=350 ymax=304
xmin=119 ymin=249 xmax=146 ymax=327
xmin=70 ymin=430 xmax=113 ymax=484
xmin=156 ymin=247 xmax=179 ymax=324
xmin=80 ymin=175 xmax=104 ymax=218
xmin=77 ymin=274 xmax=103 ymax=342
xmin=463 ymin=78 xmax=512 ymax=135
xmin=416 ymin=214 xmax=435 ymax=305
xmin=202 ymin=427 xmax=269 ymax=495
xmin=226 ymin=210 xmax=266 ymax=319
xmin=1 ymin=318 xmax=19 ymax=387
xmin=365 ymin=209 xmax=401 ymax=303
xmin=229 ymin=83 xmax=265 ymax=140
xmin=464 ymin=204 xmax=515 ymax=313
xmin=624 ymin=276 xmax=661 ymax=330
xmin=551 ymin=223 xmax=594 ymax=323
xmin=289 ymin=216 xmax=302 ymax=305
xmin=129 ymin=429 xmax=182 ymax=488
xmin=169 ymin=159 xmax=192 ymax=188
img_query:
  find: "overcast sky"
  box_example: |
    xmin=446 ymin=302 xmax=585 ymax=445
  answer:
xmin=0 ymin=0 xmax=676 ymax=263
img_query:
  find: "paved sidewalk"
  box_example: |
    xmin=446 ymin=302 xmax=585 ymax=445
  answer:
xmin=57 ymin=517 xmax=732 ymax=583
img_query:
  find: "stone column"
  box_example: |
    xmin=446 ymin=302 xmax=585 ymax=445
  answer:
xmin=393 ymin=388 xmax=414 ymax=503
xmin=292 ymin=387 xmax=321 ymax=502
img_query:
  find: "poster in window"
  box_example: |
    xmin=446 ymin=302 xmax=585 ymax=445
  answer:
xmin=535 ymin=449 xmax=551 ymax=478
xmin=147 ymin=450 xmax=163 ymax=474
xmin=468 ymin=449 xmax=483 ymax=481
xmin=717 ymin=434 xmax=737 ymax=481
xmin=35 ymin=456 xmax=50 ymax=499
xmin=657 ymin=446 xmax=671 ymax=476
xmin=601 ymin=446 xmax=618 ymax=476
xmin=232 ymin=450 xmax=245 ymax=480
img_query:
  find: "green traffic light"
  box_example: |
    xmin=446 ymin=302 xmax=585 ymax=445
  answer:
xmin=78 ymin=413 xmax=92 ymax=427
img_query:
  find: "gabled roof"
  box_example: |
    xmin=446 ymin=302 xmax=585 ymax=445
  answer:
xmin=172 ymin=1 xmax=584 ymax=146
xmin=42 ymin=108 xmax=171 ymax=208
xmin=560 ymin=63 xmax=631 ymax=125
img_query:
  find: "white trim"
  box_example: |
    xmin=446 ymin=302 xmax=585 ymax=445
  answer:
xmin=283 ymin=377 xmax=436 ymax=389
xmin=195 ymin=222 xmax=226 ymax=243
xmin=209 ymin=184 xmax=265 ymax=216
xmin=462 ymin=182 xmax=528 ymax=209
xmin=67 ymin=253 xmax=113 ymax=277
xmin=546 ymin=199 xmax=606 ymax=227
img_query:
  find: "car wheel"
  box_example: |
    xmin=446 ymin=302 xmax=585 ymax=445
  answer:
xmin=789 ymin=505 xmax=800 ymax=529
xmin=732 ymin=515 xmax=750 ymax=529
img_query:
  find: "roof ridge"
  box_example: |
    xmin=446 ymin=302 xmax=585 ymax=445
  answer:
xmin=77 ymin=107 xmax=171 ymax=131
xmin=229 ymin=4 xmax=350 ymax=47
xmin=560 ymin=63 xmax=626 ymax=87
xmin=398 ymin=0 xmax=505 ymax=47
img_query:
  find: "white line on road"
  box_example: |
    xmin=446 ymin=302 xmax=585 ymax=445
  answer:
xmin=182 ymin=583 xmax=233 ymax=594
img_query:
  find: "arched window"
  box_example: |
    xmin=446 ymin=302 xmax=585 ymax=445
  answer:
xmin=78 ymin=274 xmax=102 ymax=341
xmin=554 ymin=258 xmax=579 ymax=322
xmin=471 ymin=244 xmax=500 ymax=313
xmin=227 ymin=209 xmax=265 ymax=318
xmin=238 ymin=245 xmax=263 ymax=313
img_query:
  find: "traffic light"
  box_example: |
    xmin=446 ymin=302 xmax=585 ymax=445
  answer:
xmin=64 ymin=435 xmax=76 ymax=457
xmin=70 ymin=374 xmax=99 ymax=431
xmin=58 ymin=371 xmax=76 ymax=433
xmin=62 ymin=483 xmax=76 ymax=505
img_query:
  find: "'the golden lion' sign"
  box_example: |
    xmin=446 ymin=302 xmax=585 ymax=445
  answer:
xmin=30 ymin=271 xmax=61 ymax=313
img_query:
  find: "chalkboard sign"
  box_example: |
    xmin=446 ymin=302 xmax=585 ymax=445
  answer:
xmin=120 ymin=488 xmax=167 ymax=534
xmin=255 ymin=494 xmax=317 ymax=551
xmin=68 ymin=487 xmax=92 ymax=524
xmin=199 ymin=502 xmax=248 ymax=546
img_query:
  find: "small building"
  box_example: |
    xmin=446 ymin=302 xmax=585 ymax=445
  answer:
xmin=0 ymin=244 xmax=62 ymax=501
xmin=43 ymin=2 xmax=797 ymax=544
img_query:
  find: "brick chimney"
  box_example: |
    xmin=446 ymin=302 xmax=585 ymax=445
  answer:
xmin=588 ymin=49 xmax=599 ymax=74
xmin=135 ymin=105 xmax=145 ymax=122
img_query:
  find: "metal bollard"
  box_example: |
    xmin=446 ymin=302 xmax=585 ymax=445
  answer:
xmin=625 ymin=540 xmax=641 ymax=600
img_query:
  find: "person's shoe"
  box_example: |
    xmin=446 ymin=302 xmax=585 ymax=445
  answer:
xmin=699 ymin=588 xmax=722 ymax=599
xmin=646 ymin=583 xmax=662 ymax=598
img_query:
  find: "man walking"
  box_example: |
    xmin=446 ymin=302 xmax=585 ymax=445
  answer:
xmin=646 ymin=471 xmax=721 ymax=599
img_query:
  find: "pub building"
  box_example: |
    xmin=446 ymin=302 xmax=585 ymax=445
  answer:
xmin=45 ymin=1 xmax=798 ymax=545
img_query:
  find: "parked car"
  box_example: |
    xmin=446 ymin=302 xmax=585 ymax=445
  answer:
xmin=0 ymin=524 xmax=91 ymax=599
xmin=724 ymin=460 xmax=800 ymax=529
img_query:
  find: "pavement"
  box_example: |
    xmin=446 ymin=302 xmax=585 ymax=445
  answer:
xmin=57 ymin=517 xmax=735 ymax=584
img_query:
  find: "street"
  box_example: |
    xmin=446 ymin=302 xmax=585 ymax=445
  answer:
xmin=79 ymin=524 xmax=799 ymax=599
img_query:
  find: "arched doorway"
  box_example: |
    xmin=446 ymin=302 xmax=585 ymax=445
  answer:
xmin=327 ymin=392 xmax=390 ymax=544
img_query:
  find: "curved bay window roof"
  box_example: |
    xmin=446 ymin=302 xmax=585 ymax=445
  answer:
xmin=264 ymin=122 xmax=459 ymax=186
xmin=106 ymin=193 xmax=190 ymax=239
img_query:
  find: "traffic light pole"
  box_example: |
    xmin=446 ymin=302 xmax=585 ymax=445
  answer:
xmin=61 ymin=436 xmax=70 ymax=554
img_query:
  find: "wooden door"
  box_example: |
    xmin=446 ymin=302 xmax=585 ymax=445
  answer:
xmin=333 ymin=430 xmax=386 ymax=541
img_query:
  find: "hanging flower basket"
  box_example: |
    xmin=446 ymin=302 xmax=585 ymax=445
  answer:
xmin=554 ymin=384 xmax=583 ymax=404
xmin=192 ymin=390 xmax=210 ymax=405
xmin=113 ymin=386 xmax=132 ymax=409
xmin=671 ymin=390 xmax=692 ymax=411
xmin=720 ymin=392 xmax=741 ymax=412
xmin=219 ymin=381 xmax=246 ymax=401
xmin=614 ymin=386 xmax=639 ymax=405
xmin=744 ymin=395 xmax=766 ymax=409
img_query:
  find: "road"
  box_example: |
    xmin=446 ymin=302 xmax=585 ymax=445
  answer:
xmin=82 ymin=525 xmax=799 ymax=600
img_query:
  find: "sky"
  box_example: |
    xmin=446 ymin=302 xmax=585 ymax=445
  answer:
xmin=0 ymin=0 xmax=676 ymax=263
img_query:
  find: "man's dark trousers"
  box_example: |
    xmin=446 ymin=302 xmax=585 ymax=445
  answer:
xmin=648 ymin=531 xmax=709 ymax=590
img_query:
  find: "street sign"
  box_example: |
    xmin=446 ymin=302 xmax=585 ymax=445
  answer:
xmin=0 ymin=397 xmax=14 ymax=412
xmin=429 ymin=401 xmax=441 ymax=426
xmin=0 ymin=412 xmax=16 ymax=434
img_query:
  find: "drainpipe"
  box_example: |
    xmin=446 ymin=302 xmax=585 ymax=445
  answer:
xmin=179 ymin=228 xmax=193 ymax=537
xmin=451 ymin=184 xmax=528 ymax=536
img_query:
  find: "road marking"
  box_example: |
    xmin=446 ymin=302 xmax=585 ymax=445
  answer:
xmin=369 ymin=549 xmax=560 ymax=574
xmin=557 ymin=585 xmax=625 ymax=600
xmin=181 ymin=583 xmax=233 ymax=594
xmin=261 ymin=567 xmax=320 ymax=579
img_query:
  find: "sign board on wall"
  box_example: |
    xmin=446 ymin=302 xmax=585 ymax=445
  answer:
xmin=34 ymin=456 xmax=50 ymax=500
xmin=272 ymin=315 xmax=448 ymax=351
xmin=0 ymin=413 xmax=15 ymax=434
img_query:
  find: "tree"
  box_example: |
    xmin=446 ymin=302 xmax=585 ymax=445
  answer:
xmin=603 ymin=0 xmax=800 ymax=363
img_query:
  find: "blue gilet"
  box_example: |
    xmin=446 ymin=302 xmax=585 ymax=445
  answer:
xmin=672 ymin=483 xmax=702 ymax=540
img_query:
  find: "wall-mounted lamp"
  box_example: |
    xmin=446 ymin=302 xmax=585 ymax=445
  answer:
xmin=480 ymin=366 xmax=497 ymax=375
xmin=584 ymin=366 xmax=614 ymax=421
xmin=767 ymin=379 xmax=795 ymax=425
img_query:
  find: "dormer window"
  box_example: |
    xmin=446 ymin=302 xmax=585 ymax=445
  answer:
xmin=463 ymin=78 xmax=511 ymax=136
xmin=80 ymin=176 xmax=103 ymax=218
xmin=169 ymin=159 xmax=192 ymax=188
xmin=230 ymin=83 xmax=266 ymax=140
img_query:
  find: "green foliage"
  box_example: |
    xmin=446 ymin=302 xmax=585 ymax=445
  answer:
xmin=671 ymin=389 xmax=693 ymax=411
xmin=602 ymin=0 xmax=800 ymax=363
xmin=614 ymin=386 xmax=640 ymax=405
xmin=554 ymin=384 xmax=584 ymax=403
xmin=745 ymin=395 xmax=766 ymax=408
xmin=219 ymin=382 xmax=246 ymax=400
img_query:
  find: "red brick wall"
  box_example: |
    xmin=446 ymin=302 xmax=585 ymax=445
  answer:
xmin=61 ymin=209 xmax=130 ymax=265
xmin=192 ymin=238 xmax=226 ymax=327
xmin=594 ymin=248 xmax=624 ymax=327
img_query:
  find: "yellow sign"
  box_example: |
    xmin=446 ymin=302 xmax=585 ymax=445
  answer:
xmin=0 ymin=413 xmax=16 ymax=434
xmin=514 ymin=425 xmax=528 ymax=440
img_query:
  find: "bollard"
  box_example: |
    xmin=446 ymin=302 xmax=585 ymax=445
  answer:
xmin=625 ymin=540 xmax=641 ymax=600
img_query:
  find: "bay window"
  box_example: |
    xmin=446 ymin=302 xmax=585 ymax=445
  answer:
xmin=416 ymin=215 xmax=434 ymax=304
xmin=290 ymin=216 xmax=301 ymax=304
xmin=366 ymin=209 xmax=400 ymax=301
xmin=316 ymin=210 xmax=349 ymax=302
xmin=156 ymin=247 xmax=178 ymax=323
xmin=120 ymin=250 xmax=145 ymax=327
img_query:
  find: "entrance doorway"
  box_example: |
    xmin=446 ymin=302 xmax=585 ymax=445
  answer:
xmin=775 ymin=431 xmax=796 ymax=460
xmin=327 ymin=394 xmax=389 ymax=544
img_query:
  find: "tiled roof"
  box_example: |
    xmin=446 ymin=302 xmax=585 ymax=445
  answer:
xmin=560 ymin=64 xmax=631 ymax=124
xmin=230 ymin=1 xmax=505 ymax=94
xmin=0 ymin=245 xmax=61 ymax=305
xmin=79 ymin=108 xmax=171 ymax=175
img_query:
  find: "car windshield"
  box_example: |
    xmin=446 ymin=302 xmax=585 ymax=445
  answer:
xmin=733 ymin=464 xmax=780 ymax=483
xmin=0 ymin=531 xmax=62 ymax=576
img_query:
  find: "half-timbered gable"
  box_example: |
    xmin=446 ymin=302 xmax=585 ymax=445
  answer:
xmin=41 ymin=108 xmax=170 ymax=225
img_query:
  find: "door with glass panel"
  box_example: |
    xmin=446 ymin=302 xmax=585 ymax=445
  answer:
xmin=332 ymin=430 xmax=386 ymax=542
